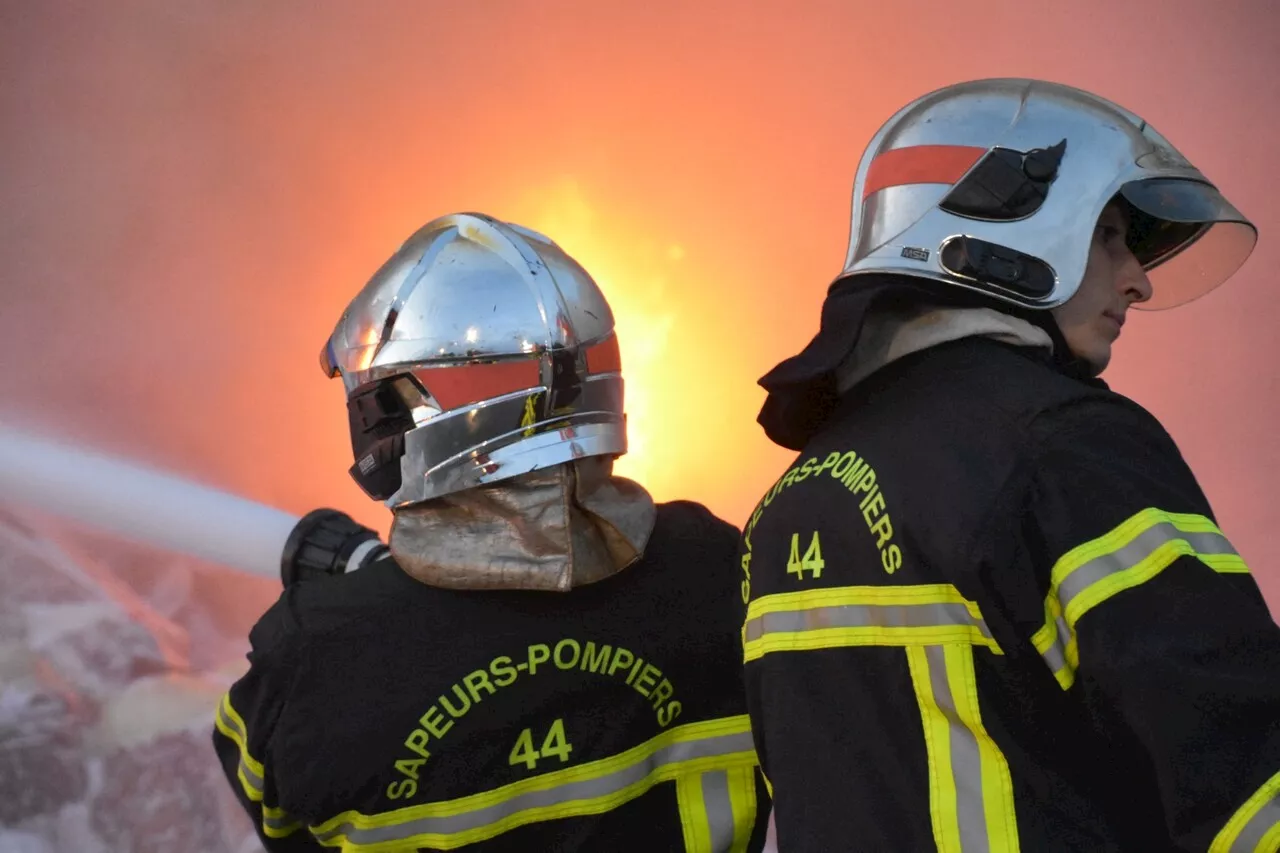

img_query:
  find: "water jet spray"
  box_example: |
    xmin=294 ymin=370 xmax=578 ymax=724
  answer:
xmin=0 ymin=421 xmax=385 ymax=583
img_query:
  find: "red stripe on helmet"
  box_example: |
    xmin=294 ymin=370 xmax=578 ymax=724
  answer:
xmin=411 ymin=359 xmax=541 ymax=411
xmin=584 ymin=335 xmax=622 ymax=375
xmin=862 ymin=145 xmax=988 ymax=200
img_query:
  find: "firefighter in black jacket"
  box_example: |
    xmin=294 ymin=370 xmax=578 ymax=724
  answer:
xmin=213 ymin=213 xmax=770 ymax=852
xmin=741 ymin=79 xmax=1280 ymax=851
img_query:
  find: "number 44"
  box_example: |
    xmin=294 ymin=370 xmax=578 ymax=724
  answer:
xmin=787 ymin=531 xmax=825 ymax=580
xmin=509 ymin=718 xmax=573 ymax=771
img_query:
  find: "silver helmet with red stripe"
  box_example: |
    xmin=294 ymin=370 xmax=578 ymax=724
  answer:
xmin=840 ymin=78 xmax=1256 ymax=310
xmin=320 ymin=213 xmax=626 ymax=508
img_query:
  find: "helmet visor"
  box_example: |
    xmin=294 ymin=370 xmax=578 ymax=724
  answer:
xmin=1120 ymin=178 xmax=1257 ymax=310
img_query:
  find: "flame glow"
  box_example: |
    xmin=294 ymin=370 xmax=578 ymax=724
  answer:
xmin=516 ymin=180 xmax=678 ymax=494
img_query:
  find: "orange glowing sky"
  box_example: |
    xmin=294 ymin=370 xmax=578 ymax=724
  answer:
xmin=1 ymin=1 xmax=1277 ymax=606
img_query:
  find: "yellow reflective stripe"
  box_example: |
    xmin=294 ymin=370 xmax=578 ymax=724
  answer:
xmin=1210 ymin=768 xmax=1280 ymax=853
xmin=907 ymin=645 xmax=1020 ymax=853
xmin=214 ymin=693 xmax=301 ymax=838
xmin=1032 ymin=509 xmax=1247 ymax=690
xmin=676 ymin=774 xmax=708 ymax=851
xmin=742 ymin=585 xmax=1014 ymax=847
xmin=310 ymin=715 xmax=758 ymax=851
xmin=263 ymin=805 xmax=302 ymax=839
xmin=676 ymin=767 xmax=758 ymax=853
xmin=214 ymin=693 xmax=265 ymax=801
xmin=725 ymin=766 xmax=757 ymax=853
xmin=743 ymin=584 xmax=1002 ymax=664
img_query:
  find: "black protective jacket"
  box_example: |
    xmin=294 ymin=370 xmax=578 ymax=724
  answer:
xmin=741 ymin=317 xmax=1280 ymax=851
xmin=214 ymin=500 xmax=770 ymax=852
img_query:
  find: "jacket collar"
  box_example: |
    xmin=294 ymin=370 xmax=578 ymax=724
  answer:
xmin=757 ymin=273 xmax=1102 ymax=450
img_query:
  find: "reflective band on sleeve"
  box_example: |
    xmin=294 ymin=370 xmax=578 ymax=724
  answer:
xmin=742 ymin=584 xmax=1002 ymax=664
xmin=214 ymin=693 xmax=301 ymax=838
xmin=1210 ymin=768 xmax=1280 ymax=853
xmin=908 ymin=644 xmax=1021 ymax=853
xmin=1031 ymin=509 xmax=1248 ymax=690
xmin=309 ymin=715 xmax=759 ymax=851
xmin=214 ymin=693 xmax=266 ymax=801
xmin=677 ymin=767 xmax=758 ymax=853
xmin=263 ymin=805 xmax=302 ymax=839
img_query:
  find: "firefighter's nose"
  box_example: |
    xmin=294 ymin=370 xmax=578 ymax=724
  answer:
xmin=1118 ymin=247 xmax=1152 ymax=304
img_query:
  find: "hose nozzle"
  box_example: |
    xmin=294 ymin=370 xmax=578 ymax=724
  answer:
xmin=280 ymin=509 xmax=387 ymax=586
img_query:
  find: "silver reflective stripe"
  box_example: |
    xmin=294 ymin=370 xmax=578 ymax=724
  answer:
xmin=217 ymin=699 xmax=265 ymax=794
xmin=312 ymin=730 xmax=756 ymax=847
xmin=700 ymin=771 xmax=735 ymax=852
xmin=742 ymin=601 xmax=994 ymax=644
xmin=1039 ymin=522 xmax=1239 ymax=683
xmin=1039 ymin=610 xmax=1072 ymax=679
xmin=263 ymin=811 xmax=299 ymax=834
xmin=924 ymin=646 xmax=989 ymax=853
xmin=1057 ymin=524 xmax=1237 ymax=612
xmin=1229 ymin=793 xmax=1280 ymax=853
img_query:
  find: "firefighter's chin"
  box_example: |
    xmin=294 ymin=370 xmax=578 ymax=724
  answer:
xmin=1066 ymin=315 xmax=1121 ymax=377
xmin=387 ymin=461 xmax=656 ymax=592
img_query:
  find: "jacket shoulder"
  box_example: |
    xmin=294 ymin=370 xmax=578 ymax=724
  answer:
xmin=842 ymin=339 xmax=1107 ymax=434
xmin=1025 ymin=390 xmax=1204 ymax=503
xmin=653 ymin=500 xmax=740 ymax=549
xmin=917 ymin=342 xmax=1187 ymax=470
xmin=269 ymin=554 xmax=423 ymax=638
xmin=1031 ymin=384 xmax=1175 ymax=438
xmin=935 ymin=339 xmax=1112 ymax=408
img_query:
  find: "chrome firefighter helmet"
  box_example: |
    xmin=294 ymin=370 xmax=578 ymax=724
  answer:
xmin=840 ymin=78 xmax=1257 ymax=310
xmin=320 ymin=212 xmax=626 ymax=508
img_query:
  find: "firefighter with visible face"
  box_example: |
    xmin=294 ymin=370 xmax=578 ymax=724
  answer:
xmin=741 ymin=79 xmax=1280 ymax=851
xmin=213 ymin=213 xmax=770 ymax=852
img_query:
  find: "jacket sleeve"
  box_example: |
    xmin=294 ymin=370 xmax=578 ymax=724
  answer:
xmin=212 ymin=592 xmax=320 ymax=851
xmin=1024 ymin=397 xmax=1280 ymax=852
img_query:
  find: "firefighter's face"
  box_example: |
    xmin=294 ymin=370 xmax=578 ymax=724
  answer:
xmin=1052 ymin=201 xmax=1153 ymax=375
